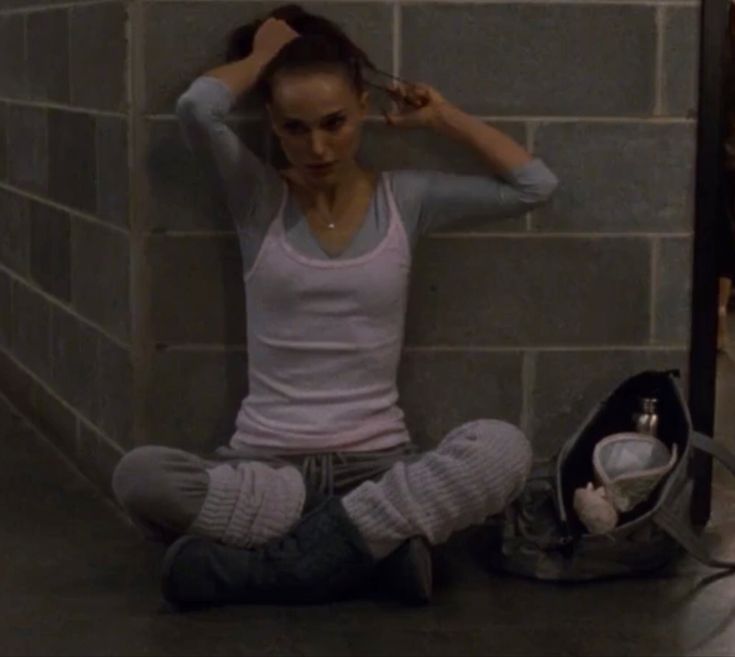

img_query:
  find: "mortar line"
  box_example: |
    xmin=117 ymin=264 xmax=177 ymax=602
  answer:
xmin=128 ymin=0 xmax=153 ymax=448
xmin=430 ymin=231 xmax=693 ymax=239
xmin=0 ymin=386 xmax=130 ymax=525
xmin=67 ymin=7 xmax=72 ymax=104
xmin=22 ymin=12 xmax=28 ymax=98
xmin=393 ymin=2 xmax=401 ymax=78
xmin=0 ymin=97 xmax=126 ymax=118
xmin=145 ymin=111 xmax=695 ymax=125
xmin=0 ymin=353 xmax=127 ymax=457
xmin=0 ymin=182 xmax=131 ymax=236
xmin=0 ymin=0 xmax=121 ymax=17
xmin=154 ymin=229 xmax=692 ymax=238
xmin=0 ymin=263 xmax=131 ymax=351
xmin=131 ymin=0 xmax=699 ymax=5
xmin=402 ymin=345 xmax=687 ymax=352
xmin=156 ymin=343 xmax=688 ymax=352
xmin=655 ymin=5 xmax=666 ymax=116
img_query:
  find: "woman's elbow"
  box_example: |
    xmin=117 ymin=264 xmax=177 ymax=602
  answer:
xmin=525 ymin=171 xmax=559 ymax=206
xmin=539 ymin=171 xmax=560 ymax=202
xmin=175 ymin=94 xmax=199 ymax=121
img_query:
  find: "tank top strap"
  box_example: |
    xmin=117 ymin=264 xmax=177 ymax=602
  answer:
xmin=382 ymin=170 xmax=410 ymax=252
xmin=244 ymin=179 xmax=289 ymax=283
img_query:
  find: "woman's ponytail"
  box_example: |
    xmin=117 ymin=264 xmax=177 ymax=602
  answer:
xmin=224 ymin=4 xmax=378 ymax=102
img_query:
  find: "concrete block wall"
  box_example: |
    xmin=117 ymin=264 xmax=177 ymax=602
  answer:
xmin=0 ymin=0 xmax=698 ymax=494
xmin=0 ymin=0 xmax=132 ymax=493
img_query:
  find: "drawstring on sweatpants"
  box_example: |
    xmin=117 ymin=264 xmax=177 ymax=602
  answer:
xmin=301 ymin=452 xmax=350 ymax=496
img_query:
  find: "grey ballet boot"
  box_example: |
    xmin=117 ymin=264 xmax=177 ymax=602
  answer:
xmin=302 ymin=487 xmax=433 ymax=606
xmin=378 ymin=536 xmax=433 ymax=606
xmin=161 ymin=496 xmax=378 ymax=609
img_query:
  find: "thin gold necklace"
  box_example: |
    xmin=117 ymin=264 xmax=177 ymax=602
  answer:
xmin=303 ymin=170 xmax=373 ymax=230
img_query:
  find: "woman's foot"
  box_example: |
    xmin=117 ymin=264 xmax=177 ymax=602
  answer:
xmin=161 ymin=496 xmax=379 ymax=609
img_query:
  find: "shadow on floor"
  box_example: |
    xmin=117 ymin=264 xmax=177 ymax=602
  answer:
xmin=3 ymin=345 xmax=735 ymax=656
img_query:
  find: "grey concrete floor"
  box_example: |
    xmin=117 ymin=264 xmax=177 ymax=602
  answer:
xmin=4 ymin=341 xmax=735 ymax=656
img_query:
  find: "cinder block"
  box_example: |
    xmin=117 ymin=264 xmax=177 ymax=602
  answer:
xmin=145 ymin=348 xmax=248 ymax=453
xmin=49 ymin=304 xmax=99 ymax=414
xmin=655 ymin=238 xmax=693 ymax=344
xmin=48 ymin=108 xmax=96 ymax=215
xmin=96 ymin=116 xmax=129 ymax=229
xmin=95 ymin=335 xmax=132 ymax=446
xmin=148 ymin=234 xmax=246 ymax=345
xmin=30 ymin=201 xmax=71 ymax=302
xmin=144 ymin=1 xmax=274 ymax=116
xmin=663 ymin=7 xmax=700 ymax=118
xmin=0 ymin=350 xmax=34 ymax=416
xmin=404 ymin=237 xmax=651 ymax=347
xmin=27 ymin=8 xmax=70 ymax=104
xmin=77 ymin=422 xmax=124 ymax=498
xmin=29 ymin=381 xmax=78 ymax=463
xmin=0 ymin=102 xmax=7 ymax=181
xmin=359 ymin=121 xmax=526 ymax=173
xmin=531 ymin=349 xmax=689 ymax=457
xmin=145 ymin=118 xmax=266 ymax=231
xmin=50 ymin=307 xmax=132 ymax=447
xmin=69 ymin=2 xmax=127 ymax=112
xmin=0 ymin=349 xmax=78 ymax=463
xmin=0 ymin=188 xmax=30 ymax=277
xmin=532 ymin=122 xmax=696 ymax=233
xmin=70 ymin=218 xmax=130 ymax=342
xmin=0 ymin=14 xmax=26 ymax=99
xmin=7 ymin=105 xmax=48 ymax=194
xmin=11 ymin=280 xmax=52 ymax=381
xmin=401 ymin=4 xmax=656 ymax=116
xmin=397 ymin=348 xmax=523 ymax=449
xmin=0 ymin=269 xmax=10 ymax=349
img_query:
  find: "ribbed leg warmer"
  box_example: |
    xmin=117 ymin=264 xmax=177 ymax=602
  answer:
xmin=341 ymin=419 xmax=533 ymax=559
xmin=188 ymin=460 xmax=307 ymax=548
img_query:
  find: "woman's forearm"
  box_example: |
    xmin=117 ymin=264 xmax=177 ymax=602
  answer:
xmin=432 ymin=103 xmax=533 ymax=176
xmin=200 ymin=52 xmax=271 ymax=100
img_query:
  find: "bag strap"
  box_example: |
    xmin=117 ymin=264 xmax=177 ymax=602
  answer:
xmin=654 ymin=431 xmax=735 ymax=569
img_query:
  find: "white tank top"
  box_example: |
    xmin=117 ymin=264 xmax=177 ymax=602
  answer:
xmin=230 ymin=171 xmax=413 ymax=453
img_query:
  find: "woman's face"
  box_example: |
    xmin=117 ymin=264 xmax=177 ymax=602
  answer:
xmin=266 ymin=69 xmax=369 ymax=185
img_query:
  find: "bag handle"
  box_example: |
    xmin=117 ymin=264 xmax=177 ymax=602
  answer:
xmin=654 ymin=431 xmax=735 ymax=569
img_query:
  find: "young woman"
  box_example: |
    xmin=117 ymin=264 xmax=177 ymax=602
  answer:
xmin=112 ymin=4 xmax=558 ymax=609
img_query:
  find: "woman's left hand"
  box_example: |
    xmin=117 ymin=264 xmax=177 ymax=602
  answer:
xmin=382 ymin=81 xmax=451 ymax=130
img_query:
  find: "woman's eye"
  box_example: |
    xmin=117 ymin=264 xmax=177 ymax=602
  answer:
xmin=326 ymin=117 xmax=345 ymax=130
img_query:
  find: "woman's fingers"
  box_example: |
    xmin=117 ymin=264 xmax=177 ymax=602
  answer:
xmin=387 ymin=81 xmax=426 ymax=108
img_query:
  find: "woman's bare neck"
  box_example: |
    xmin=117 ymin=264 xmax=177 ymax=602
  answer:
xmin=280 ymin=163 xmax=378 ymax=208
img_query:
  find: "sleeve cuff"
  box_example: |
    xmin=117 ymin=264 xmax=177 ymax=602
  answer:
xmin=176 ymin=75 xmax=236 ymax=115
xmin=504 ymin=157 xmax=559 ymax=190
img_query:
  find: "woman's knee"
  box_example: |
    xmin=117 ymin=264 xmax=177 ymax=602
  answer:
xmin=442 ymin=418 xmax=533 ymax=477
xmin=111 ymin=445 xmax=196 ymax=515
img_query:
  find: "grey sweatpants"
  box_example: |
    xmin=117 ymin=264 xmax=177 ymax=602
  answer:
xmin=112 ymin=419 xmax=532 ymax=557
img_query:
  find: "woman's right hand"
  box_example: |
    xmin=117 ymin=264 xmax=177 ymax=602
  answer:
xmin=253 ymin=18 xmax=300 ymax=60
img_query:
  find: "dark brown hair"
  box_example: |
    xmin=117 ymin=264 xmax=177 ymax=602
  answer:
xmin=225 ymin=4 xmax=380 ymax=104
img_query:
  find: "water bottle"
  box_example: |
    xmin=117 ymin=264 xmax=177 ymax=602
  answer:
xmin=633 ymin=397 xmax=659 ymax=437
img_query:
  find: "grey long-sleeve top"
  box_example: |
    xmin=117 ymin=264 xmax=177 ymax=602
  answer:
xmin=175 ymin=75 xmax=559 ymax=271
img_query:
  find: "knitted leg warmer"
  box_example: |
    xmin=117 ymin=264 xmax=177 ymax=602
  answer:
xmin=341 ymin=419 xmax=533 ymax=559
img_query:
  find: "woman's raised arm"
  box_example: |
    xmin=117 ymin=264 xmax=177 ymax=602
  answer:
xmin=174 ymin=20 xmax=299 ymax=230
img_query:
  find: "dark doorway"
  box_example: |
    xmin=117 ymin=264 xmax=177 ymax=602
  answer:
xmin=691 ymin=0 xmax=732 ymax=524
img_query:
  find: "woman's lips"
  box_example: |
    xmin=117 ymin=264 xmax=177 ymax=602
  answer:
xmin=306 ymin=162 xmax=335 ymax=174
